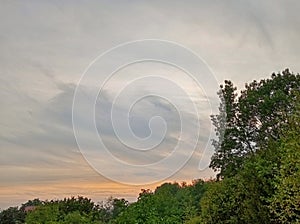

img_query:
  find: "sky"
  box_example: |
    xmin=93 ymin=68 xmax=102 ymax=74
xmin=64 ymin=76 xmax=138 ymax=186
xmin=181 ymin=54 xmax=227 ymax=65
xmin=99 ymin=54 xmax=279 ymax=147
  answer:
xmin=1 ymin=0 xmax=300 ymax=209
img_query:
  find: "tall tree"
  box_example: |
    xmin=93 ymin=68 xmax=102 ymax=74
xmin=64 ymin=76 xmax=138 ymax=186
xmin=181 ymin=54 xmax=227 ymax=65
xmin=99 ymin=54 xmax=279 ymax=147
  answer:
xmin=210 ymin=69 xmax=300 ymax=178
xmin=210 ymin=80 xmax=241 ymax=179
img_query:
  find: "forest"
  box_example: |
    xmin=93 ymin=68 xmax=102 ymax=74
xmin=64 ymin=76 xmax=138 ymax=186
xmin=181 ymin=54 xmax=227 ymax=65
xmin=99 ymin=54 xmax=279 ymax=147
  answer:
xmin=1 ymin=69 xmax=299 ymax=224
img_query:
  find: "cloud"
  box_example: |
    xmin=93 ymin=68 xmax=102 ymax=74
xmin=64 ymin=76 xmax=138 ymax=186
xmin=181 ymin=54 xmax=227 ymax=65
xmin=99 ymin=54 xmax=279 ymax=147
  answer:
xmin=1 ymin=75 xmax=213 ymax=183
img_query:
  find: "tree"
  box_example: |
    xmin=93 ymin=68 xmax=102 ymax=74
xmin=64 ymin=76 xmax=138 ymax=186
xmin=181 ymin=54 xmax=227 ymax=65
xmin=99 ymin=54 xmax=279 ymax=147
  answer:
xmin=25 ymin=196 xmax=102 ymax=224
xmin=114 ymin=189 xmax=161 ymax=224
xmin=25 ymin=202 xmax=60 ymax=224
xmin=0 ymin=207 xmax=25 ymax=224
xmin=97 ymin=196 xmax=129 ymax=222
xmin=114 ymin=181 xmax=209 ymax=224
xmin=58 ymin=196 xmax=96 ymax=217
xmin=200 ymin=157 xmax=276 ymax=224
xmin=210 ymin=80 xmax=242 ymax=179
xmin=210 ymin=69 xmax=300 ymax=179
xmin=202 ymin=70 xmax=300 ymax=223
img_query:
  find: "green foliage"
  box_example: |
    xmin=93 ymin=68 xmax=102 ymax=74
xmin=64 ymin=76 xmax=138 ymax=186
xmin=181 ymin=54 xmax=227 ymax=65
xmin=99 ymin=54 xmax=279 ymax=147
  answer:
xmin=201 ymin=70 xmax=300 ymax=223
xmin=25 ymin=202 xmax=59 ymax=224
xmin=0 ymin=206 xmax=25 ymax=224
xmin=115 ymin=181 xmax=208 ymax=224
xmin=58 ymin=196 xmax=96 ymax=216
xmin=201 ymin=148 xmax=279 ymax=223
xmin=62 ymin=211 xmax=97 ymax=224
xmin=269 ymin=103 xmax=300 ymax=223
xmin=210 ymin=69 xmax=300 ymax=179
xmin=184 ymin=216 xmax=203 ymax=224
xmin=24 ymin=196 xmax=102 ymax=224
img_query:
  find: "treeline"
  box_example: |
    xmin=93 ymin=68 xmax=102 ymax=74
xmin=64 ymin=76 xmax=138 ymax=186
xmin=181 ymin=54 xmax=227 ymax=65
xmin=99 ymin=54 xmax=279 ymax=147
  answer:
xmin=1 ymin=69 xmax=299 ymax=224
xmin=0 ymin=181 xmax=211 ymax=224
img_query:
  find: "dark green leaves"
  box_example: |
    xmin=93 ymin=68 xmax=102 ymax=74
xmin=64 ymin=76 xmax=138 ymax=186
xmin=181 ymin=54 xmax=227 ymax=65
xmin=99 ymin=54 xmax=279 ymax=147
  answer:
xmin=210 ymin=69 xmax=300 ymax=179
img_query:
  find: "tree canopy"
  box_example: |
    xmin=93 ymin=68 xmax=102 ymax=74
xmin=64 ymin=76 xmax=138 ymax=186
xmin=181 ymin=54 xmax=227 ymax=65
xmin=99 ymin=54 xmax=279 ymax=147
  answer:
xmin=210 ymin=69 xmax=300 ymax=179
